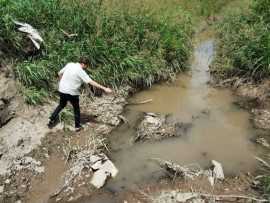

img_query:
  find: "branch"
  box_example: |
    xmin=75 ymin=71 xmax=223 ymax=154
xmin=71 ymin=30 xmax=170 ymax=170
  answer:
xmin=199 ymin=193 xmax=268 ymax=202
xmin=128 ymin=99 xmax=153 ymax=105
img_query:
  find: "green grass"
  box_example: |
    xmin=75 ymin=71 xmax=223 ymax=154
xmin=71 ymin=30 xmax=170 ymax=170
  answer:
xmin=213 ymin=0 xmax=270 ymax=81
xmin=0 ymin=0 xmax=195 ymax=104
xmin=0 ymin=0 xmax=242 ymax=104
xmin=262 ymin=176 xmax=270 ymax=196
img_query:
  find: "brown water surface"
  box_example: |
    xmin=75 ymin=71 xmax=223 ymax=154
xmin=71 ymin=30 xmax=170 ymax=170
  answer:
xmin=26 ymin=39 xmax=262 ymax=203
xmin=106 ymin=39 xmax=260 ymax=192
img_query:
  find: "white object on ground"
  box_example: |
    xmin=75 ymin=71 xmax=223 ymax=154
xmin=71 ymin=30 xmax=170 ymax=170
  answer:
xmin=211 ymin=160 xmax=224 ymax=180
xmin=90 ymin=159 xmax=118 ymax=188
xmin=13 ymin=20 xmax=44 ymax=49
xmin=175 ymin=193 xmax=199 ymax=202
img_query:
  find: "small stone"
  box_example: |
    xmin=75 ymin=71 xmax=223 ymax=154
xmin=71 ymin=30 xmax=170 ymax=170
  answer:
xmin=56 ymin=197 xmax=62 ymax=202
xmin=4 ymin=179 xmax=10 ymax=184
xmin=36 ymin=161 xmax=41 ymax=166
xmin=17 ymin=139 xmax=24 ymax=147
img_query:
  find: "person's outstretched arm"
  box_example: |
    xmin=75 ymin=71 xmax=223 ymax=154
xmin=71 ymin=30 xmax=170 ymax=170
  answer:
xmin=88 ymin=80 xmax=112 ymax=93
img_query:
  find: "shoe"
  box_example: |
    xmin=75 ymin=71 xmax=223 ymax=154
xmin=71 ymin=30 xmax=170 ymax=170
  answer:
xmin=47 ymin=119 xmax=56 ymax=129
xmin=47 ymin=120 xmax=53 ymax=129
xmin=75 ymin=125 xmax=84 ymax=132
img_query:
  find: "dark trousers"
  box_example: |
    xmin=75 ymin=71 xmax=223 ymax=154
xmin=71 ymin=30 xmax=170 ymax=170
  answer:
xmin=50 ymin=92 xmax=80 ymax=128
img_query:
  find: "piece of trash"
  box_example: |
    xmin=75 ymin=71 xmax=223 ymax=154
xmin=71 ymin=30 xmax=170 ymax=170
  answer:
xmin=152 ymin=158 xmax=202 ymax=179
xmin=256 ymin=137 xmax=270 ymax=148
xmin=206 ymin=160 xmax=224 ymax=186
xmin=211 ymin=160 xmax=224 ymax=180
xmin=176 ymin=192 xmax=199 ymax=202
xmin=128 ymin=99 xmax=153 ymax=105
xmin=13 ymin=20 xmax=44 ymax=49
xmin=90 ymin=159 xmax=118 ymax=188
xmin=60 ymin=29 xmax=78 ymax=38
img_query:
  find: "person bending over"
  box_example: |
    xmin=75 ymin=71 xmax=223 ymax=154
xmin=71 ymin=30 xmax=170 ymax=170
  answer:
xmin=48 ymin=57 xmax=112 ymax=131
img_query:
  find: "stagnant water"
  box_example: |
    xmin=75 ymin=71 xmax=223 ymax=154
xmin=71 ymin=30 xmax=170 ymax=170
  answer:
xmin=103 ymin=39 xmax=261 ymax=193
xmin=28 ymin=39 xmax=263 ymax=203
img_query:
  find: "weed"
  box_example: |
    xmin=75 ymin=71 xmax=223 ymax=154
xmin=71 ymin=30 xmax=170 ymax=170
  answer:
xmin=213 ymin=0 xmax=270 ymax=81
xmin=0 ymin=0 xmax=194 ymax=104
xmin=23 ymin=87 xmax=48 ymax=105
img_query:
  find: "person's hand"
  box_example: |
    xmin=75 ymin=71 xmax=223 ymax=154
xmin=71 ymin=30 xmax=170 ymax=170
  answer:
xmin=104 ymin=87 xmax=113 ymax=94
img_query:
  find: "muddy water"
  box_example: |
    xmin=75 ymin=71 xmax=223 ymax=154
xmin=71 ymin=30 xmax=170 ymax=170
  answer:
xmin=25 ymin=39 xmax=261 ymax=203
xmin=106 ymin=39 xmax=260 ymax=192
xmin=27 ymin=155 xmax=66 ymax=203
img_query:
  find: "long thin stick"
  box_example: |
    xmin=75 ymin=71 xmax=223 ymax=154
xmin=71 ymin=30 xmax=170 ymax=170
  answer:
xmin=255 ymin=156 xmax=270 ymax=169
xmin=128 ymin=99 xmax=153 ymax=105
xmin=199 ymin=193 xmax=268 ymax=202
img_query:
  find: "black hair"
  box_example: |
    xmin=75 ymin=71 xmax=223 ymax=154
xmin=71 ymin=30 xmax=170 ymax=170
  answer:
xmin=79 ymin=57 xmax=90 ymax=65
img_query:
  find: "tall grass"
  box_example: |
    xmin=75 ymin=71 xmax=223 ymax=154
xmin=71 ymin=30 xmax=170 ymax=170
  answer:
xmin=213 ymin=0 xmax=270 ymax=81
xmin=0 ymin=0 xmax=193 ymax=104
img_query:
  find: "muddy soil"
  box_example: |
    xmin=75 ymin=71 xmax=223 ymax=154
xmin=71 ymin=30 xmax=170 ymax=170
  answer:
xmin=0 ymin=84 xmax=131 ymax=203
xmin=214 ymin=78 xmax=270 ymax=132
xmin=1 ymin=33 xmax=269 ymax=203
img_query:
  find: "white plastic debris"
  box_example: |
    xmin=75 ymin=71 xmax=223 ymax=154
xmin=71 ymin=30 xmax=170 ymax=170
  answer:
xmin=207 ymin=160 xmax=224 ymax=186
xmin=4 ymin=179 xmax=10 ymax=184
xmin=90 ymin=159 xmax=118 ymax=188
xmin=212 ymin=160 xmax=224 ymax=180
xmin=13 ymin=20 xmax=44 ymax=49
xmin=175 ymin=193 xmax=199 ymax=202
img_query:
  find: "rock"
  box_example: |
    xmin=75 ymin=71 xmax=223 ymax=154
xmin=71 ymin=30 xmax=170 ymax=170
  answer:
xmin=153 ymin=158 xmax=202 ymax=179
xmin=83 ymin=94 xmax=126 ymax=126
xmin=211 ymin=160 xmax=224 ymax=180
xmin=176 ymin=193 xmax=198 ymax=202
xmin=4 ymin=179 xmax=10 ymax=184
xmin=256 ymin=137 xmax=270 ymax=148
xmin=55 ymin=151 xmax=118 ymax=196
xmin=252 ymin=109 xmax=270 ymax=130
xmin=90 ymin=159 xmax=118 ymax=188
xmin=0 ymin=99 xmax=14 ymax=127
xmin=135 ymin=113 xmax=192 ymax=142
xmin=90 ymin=169 xmax=108 ymax=189
xmin=17 ymin=138 xmax=24 ymax=147
xmin=12 ymin=157 xmax=45 ymax=174
xmin=206 ymin=160 xmax=224 ymax=186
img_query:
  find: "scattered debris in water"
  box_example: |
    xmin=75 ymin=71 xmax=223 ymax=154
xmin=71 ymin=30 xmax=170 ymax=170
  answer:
xmin=152 ymin=158 xmax=225 ymax=187
xmin=149 ymin=190 xmax=268 ymax=203
xmin=135 ymin=113 xmax=192 ymax=142
xmin=52 ymin=150 xmax=118 ymax=201
xmin=256 ymin=137 xmax=270 ymax=148
xmin=252 ymin=109 xmax=270 ymax=130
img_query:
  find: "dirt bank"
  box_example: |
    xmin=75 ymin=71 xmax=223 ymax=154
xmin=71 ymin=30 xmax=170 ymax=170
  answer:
xmin=213 ymin=77 xmax=270 ymax=138
xmin=0 ymin=67 xmax=133 ymax=203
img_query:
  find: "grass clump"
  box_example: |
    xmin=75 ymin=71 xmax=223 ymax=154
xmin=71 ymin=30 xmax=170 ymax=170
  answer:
xmin=23 ymin=87 xmax=48 ymax=105
xmin=213 ymin=0 xmax=270 ymax=81
xmin=0 ymin=0 xmax=193 ymax=104
xmin=262 ymin=176 xmax=270 ymax=196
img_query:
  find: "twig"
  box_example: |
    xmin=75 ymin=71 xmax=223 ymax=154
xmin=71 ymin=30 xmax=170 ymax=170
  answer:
xmin=60 ymin=29 xmax=78 ymax=38
xmin=128 ymin=99 xmax=153 ymax=105
xmin=199 ymin=193 xmax=268 ymax=202
xmin=254 ymin=156 xmax=270 ymax=169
